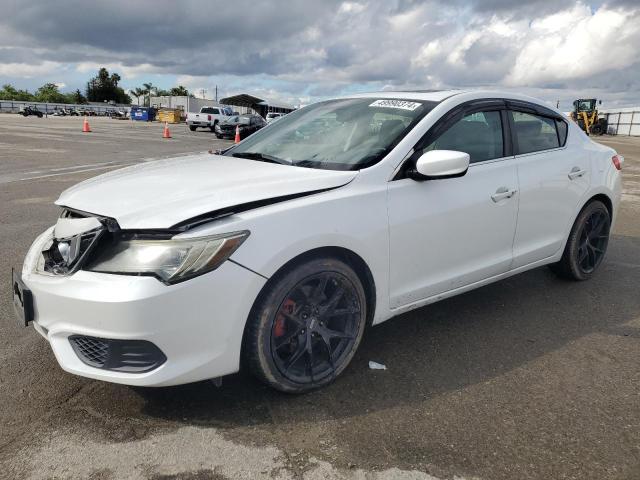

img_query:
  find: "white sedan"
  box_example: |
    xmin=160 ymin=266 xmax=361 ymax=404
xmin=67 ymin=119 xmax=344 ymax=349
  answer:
xmin=13 ymin=90 xmax=623 ymax=393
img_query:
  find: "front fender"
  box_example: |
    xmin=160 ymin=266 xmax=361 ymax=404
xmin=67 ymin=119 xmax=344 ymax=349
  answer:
xmin=179 ymin=182 xmax=391 ymax=324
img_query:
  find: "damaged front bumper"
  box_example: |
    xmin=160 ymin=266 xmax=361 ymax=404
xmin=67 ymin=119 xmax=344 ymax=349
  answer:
xmin=16 ymin=223 xmax=267 ymax=386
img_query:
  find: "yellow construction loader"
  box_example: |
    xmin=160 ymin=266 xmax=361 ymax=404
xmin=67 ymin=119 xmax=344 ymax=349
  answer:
xmin=570 ymin=98 xmax=608 ymax=135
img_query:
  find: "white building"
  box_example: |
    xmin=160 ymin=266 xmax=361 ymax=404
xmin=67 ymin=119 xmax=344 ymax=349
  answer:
xmin=149 ymin=96 xmax=224 ymax=114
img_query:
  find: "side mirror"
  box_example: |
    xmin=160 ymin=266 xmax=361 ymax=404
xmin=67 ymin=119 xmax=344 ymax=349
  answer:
xmin=413 ymin=150 xmax=470 ymax=180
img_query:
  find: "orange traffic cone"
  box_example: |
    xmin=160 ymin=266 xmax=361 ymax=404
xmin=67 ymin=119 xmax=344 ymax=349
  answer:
xmin=82 ymin=116 xmax=91 ymax=133
xmin=162 ymin=122 xmax=172 ymax=139
xmin=234 ymin=125 xmax=241 ymax=144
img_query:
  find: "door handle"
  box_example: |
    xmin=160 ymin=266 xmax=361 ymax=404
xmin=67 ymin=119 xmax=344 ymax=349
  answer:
xmin=491 ymin=186 xmax=517 ymax=202
xmin=568 ymin=166 xmax=587 ymax=180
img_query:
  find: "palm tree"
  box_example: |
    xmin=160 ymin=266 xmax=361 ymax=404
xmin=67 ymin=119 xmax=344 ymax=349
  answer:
xmin=131 ymin=87 xmax=145 ymax=106
xmin=170 ymin=85 xmax=189 ymax=96
xmin=143 ymin=82 xmax=156 ymax=107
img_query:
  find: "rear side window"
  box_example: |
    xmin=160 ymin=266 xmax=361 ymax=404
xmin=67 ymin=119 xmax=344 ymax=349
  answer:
xmin=556 ymin=119 xmax=568 ymax=146
xmin=511 ymin=111 xmax=560 ymax=154
xmin=424 ymin=111 xmax=504 ymax=163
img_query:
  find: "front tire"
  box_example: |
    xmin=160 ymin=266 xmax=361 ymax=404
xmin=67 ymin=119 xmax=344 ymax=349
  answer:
xmin=550 ymin=200 xmax=611 ymax=281
xmin=244 ymin=257 xmax=367 ymax=393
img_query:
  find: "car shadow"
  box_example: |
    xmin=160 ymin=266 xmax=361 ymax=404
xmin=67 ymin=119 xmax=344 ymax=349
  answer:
xmin=132 ymin=234 xmax=640 ymax=429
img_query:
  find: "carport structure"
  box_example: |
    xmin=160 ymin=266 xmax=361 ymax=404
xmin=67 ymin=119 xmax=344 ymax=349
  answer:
xmin=220 ymin=93 xmax=295 ymax=118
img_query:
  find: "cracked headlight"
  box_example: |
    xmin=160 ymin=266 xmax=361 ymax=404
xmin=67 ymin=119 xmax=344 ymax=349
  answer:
xmin=86 ymin=231 xmax=249 ymax=284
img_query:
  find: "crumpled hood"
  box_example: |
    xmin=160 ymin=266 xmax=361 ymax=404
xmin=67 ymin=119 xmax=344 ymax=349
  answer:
xmin=56 ymin=154 xmax=357 ymax=229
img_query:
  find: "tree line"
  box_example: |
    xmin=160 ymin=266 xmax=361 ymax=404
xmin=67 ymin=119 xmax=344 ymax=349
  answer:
xmin=0 ymin=83 xmax=87 ymax=104
xmin=130 ymin=83 xmax=193 ymax=106
xmin=0 ymin=67 xmax=192 ymax=106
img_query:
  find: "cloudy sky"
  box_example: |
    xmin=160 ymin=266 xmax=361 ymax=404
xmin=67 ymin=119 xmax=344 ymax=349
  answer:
xmin=0 ymin=0 xmax=639 ymax=109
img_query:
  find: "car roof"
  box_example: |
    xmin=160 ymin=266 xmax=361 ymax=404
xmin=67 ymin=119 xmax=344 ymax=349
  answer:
xmin=348 ymin=90 xmax=462 ymax=102
xmin=345 ymin=89 xmax=562 ymax=115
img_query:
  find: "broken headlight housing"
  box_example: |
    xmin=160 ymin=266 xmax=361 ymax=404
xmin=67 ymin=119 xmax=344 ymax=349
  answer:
xmin=85 ymin=231 xmax=249 ymax=284
xmin=41 ymin=229 xmax=104 ymax=275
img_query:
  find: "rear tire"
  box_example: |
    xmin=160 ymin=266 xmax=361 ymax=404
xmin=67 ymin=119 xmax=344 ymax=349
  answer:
xmin=549 ymin=200 xmax=610 ymax=281
xmin=189 ymin=125 xmax=197 ymax=132
xmin=244 ymin=257 xmax=367 ymax=393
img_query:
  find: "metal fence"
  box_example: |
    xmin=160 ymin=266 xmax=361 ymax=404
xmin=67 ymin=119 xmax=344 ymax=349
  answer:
xmin=601 ymin=108 xmax=640 ymax=136
xmin=0 ymin=100 xmax=130 ymax=116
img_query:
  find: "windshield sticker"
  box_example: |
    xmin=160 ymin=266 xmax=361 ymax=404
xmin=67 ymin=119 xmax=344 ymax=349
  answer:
xmin=369 ymin=99 xmax=422 ymax=111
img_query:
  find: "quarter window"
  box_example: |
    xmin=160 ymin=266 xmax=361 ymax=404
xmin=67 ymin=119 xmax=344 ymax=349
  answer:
xmin=424 ymin=111 xmax=504 ymax=163
xmin=556 ymin=119 xmax=568 ymax=146
xmin=511 ymin=111 xmax=560 ymax=154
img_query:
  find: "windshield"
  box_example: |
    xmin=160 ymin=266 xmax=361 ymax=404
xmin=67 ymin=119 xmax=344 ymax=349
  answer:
xmin=224 ymin=98 xmax=435 ymax=170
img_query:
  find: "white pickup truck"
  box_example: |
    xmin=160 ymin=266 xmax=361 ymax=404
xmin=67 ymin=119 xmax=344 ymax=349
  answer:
xmin=186 ymin=106 xmax=233 ymax=131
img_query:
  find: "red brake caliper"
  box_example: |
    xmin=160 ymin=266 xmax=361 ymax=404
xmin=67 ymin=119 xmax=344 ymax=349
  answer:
xmin=274 ymin=299 xmax=295 ymax=338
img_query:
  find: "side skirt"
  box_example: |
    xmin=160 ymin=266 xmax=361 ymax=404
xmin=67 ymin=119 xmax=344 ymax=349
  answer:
xmin=375 ymin=254 xmax=559 ymax=323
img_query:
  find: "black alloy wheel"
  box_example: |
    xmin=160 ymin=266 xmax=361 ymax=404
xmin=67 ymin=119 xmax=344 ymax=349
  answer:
xmin=550 ymin=200 xmax=611 ymax=280
xmin=244 ymin=258 xmax=367 ymax=393
xmin=576 ymin=208 xmax=609 ymax=274
xmin=271 ymin=272 xmax=361 ymax=384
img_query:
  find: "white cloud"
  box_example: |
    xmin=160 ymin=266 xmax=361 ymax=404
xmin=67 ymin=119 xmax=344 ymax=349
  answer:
xmin=338 ymin=1 xmax=365 ymax=14
xmin=0 ymin=61 xmax=62 ymax=78
xmin=1 ymin=0 xmax=640 ymax=106
xmin=505 ymin=4 xmax=639 ymax=86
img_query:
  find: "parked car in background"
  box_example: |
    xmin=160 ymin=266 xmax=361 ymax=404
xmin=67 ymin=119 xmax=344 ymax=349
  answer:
xmin=14 ymin=90 xmax=622 ymax=394
xmin=266 ymin=112 xmax=285 ymax=123
xmin=186 ymin=106 xmax=232 ymax=132
xmin=107 ymin=109 xmax=126 ymax=119
xmin=215 ymin=113 xmax=266 ymax=139
xmin=21 ymin=106 xmax=43 ymax=118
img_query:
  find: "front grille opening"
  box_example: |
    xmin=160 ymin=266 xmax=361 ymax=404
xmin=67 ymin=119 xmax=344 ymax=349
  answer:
xmin=69 ymin=335 xmax=167 ymax=373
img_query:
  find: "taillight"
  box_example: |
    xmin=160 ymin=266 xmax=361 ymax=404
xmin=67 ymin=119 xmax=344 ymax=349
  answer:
xmin=208 ymin=114 xmax=211 ymax=121
xmin=612 ymin=155 xmax=622 ymax=171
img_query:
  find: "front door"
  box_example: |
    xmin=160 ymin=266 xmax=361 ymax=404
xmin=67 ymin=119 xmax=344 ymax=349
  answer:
xmin=387 ymin=109 xmax=519 ymax=308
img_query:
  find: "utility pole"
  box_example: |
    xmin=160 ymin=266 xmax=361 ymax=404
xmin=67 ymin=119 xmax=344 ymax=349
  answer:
xmin=200 ymin=88 xmax=206 ymax=99
xmin=215 ymin=85 xmax=218 ymax=102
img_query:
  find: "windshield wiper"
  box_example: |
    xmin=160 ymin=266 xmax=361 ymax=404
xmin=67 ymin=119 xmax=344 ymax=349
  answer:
xmin=292 ymin=159 xmax=322 ymax=168
xmin=231 ymin=152 xmax=290 ymax=165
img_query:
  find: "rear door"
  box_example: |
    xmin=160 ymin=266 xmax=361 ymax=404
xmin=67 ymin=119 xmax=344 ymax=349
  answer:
xmin=508 ymin=104 xmax=590 ymax=268
xmin=387 ymin=101 xmax=519 ymax=308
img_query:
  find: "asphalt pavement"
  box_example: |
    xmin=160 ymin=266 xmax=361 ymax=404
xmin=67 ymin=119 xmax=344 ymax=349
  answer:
xmin=0 ymin=115 xmax=638 ymax=480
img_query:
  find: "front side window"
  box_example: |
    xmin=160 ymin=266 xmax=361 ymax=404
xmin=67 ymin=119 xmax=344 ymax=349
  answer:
xmin=424 ymin=110 xmax=504 ymax=163
xmin=511 ymin=111 xmax=560 ymax=154
xmin=225 ymin=98 xmax=435 ymax=170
